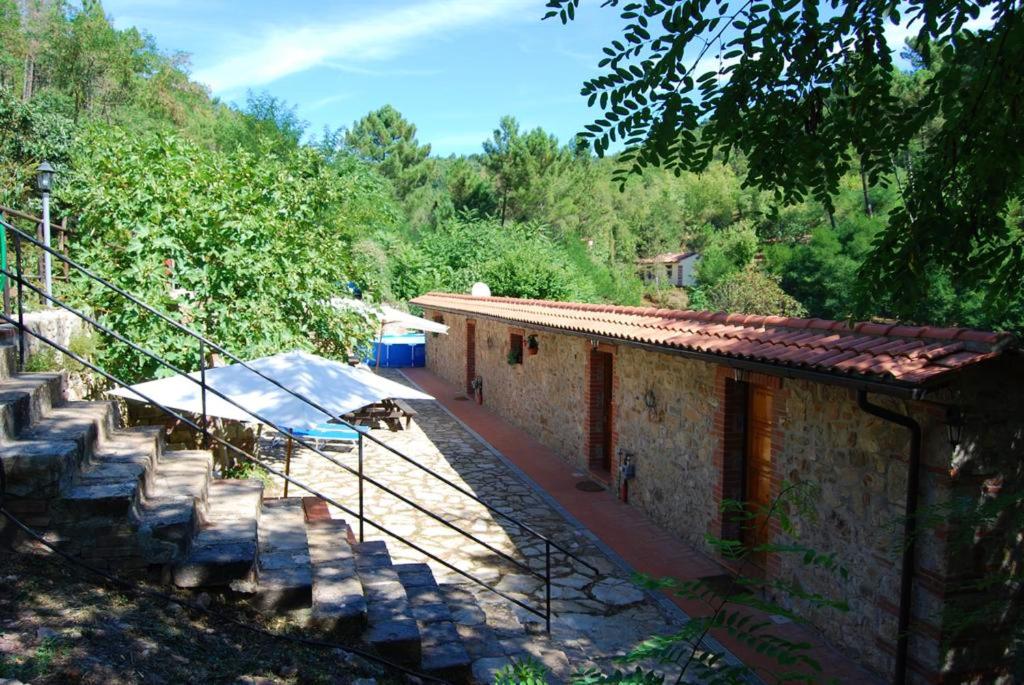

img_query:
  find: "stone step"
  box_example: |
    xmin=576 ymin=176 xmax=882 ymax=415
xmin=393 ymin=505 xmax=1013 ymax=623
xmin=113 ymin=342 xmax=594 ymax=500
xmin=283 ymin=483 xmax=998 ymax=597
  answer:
xmin=395 ymin=562 xmax=471 ymax=683
xmin=0 ymin=372 xmax=65 ymax=442
xmin=57 ymin=424 xmax=166 ymax=520
xmin=252 ymin=498 xmax=311 ymax=611
xmin=144 ymin=450 xmax=212 ymax=504
xmin=0 ymin=343 xmax=17 ymax=380
xmin=20 ymin=400 xmax=118 ymax=461
xmin=307 ymin=518 xmax=367 ymax=636
xmin=135 ymin=449 xmax=213 ymax=564
xmin=0 ymin=439 xmax=80 ymax=499
xmin=92 ymin=426 xmax=165 ymax=479
xmin=172 ymin=478 xmax=263 ymax=588
xmin=352 ymin=540 xmax=422 ymax=667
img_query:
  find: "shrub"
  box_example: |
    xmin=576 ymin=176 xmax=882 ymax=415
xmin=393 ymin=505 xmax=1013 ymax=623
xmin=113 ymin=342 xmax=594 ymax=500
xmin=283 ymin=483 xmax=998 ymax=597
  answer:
xmin=61 ymin=128 xmax=397 ymax=381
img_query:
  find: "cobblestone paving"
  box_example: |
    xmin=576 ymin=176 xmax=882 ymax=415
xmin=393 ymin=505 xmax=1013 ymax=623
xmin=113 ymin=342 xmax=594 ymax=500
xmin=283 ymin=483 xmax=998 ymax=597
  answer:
xmin=258 ymin=370 xmax=685 ymax=682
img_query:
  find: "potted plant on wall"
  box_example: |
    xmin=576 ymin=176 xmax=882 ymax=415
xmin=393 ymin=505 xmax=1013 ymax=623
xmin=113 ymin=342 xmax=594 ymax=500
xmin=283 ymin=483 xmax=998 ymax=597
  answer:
xmin=526 ymin=334 xmax=539 ymax=356
xmin=507 ymin=347 xmax=523 ymax=365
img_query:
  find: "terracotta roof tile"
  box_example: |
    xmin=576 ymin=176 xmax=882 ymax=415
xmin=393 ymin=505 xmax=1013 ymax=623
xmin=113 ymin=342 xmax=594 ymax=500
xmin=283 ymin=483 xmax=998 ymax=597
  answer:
xmin=410 ymin=293 xmax=1017 ymax=387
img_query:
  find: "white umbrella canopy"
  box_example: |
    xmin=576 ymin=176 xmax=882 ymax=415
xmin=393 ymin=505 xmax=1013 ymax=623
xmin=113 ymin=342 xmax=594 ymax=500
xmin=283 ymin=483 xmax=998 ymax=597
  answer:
xmin=108 ymin=350 xmax=433 ymax=430
xmin=380 ymin=304 xmax=448 ymax=334
xmin=330 ymin=298 xmax=449 ymax=334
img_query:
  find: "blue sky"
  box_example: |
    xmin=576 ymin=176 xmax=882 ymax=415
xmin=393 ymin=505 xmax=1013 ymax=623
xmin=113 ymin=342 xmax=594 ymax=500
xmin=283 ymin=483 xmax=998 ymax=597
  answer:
xmin=103 ymin=0 xmax=623 ymax=156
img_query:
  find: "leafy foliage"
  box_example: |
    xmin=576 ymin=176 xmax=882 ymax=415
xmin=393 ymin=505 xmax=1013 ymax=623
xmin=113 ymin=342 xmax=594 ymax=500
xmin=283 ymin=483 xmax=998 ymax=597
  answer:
xmin=344 ymin=105 xmax=433 ymax=201
xmin=0 ymin=87 xmax=75 ymax=206
xmin=545 ymin=0 xmax=1024 ymax=325
xmin=60 ymin=127 xmax=396 ymax=381
xmin=693 ymin=267 xmax=808 ymax=317
xmin=389 ymin=216 xmax=640 ymax=304
xmin=494 ymin=656 xmax=551 ymax=685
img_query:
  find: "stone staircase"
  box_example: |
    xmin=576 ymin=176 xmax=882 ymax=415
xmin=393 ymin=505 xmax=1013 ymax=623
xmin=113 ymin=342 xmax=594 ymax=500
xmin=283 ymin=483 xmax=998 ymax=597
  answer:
xmin=0 ymin=343 xmax=561 ymax=683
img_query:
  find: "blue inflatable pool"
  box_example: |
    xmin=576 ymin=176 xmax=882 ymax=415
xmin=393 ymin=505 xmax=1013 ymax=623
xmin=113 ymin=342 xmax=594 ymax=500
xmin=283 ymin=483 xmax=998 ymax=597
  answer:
xmin=365 ymin=333 xmax=426 ymax=367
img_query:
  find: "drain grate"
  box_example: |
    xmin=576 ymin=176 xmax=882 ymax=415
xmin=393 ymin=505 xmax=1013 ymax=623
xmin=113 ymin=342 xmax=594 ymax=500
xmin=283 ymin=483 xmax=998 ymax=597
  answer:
xmin=575 ymin=480 xmax=605 ymax=492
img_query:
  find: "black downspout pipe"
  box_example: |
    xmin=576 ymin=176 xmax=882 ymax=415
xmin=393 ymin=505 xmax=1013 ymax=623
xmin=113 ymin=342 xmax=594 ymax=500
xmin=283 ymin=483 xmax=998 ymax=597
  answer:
xmin=857 ymin=390 xmax=922 ymax=685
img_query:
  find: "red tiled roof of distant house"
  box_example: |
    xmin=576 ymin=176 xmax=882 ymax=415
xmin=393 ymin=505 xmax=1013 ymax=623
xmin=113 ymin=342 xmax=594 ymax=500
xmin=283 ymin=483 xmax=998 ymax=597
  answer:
xmin=410 ymin=292 xmax=1017 ymax=387
xmin=635 ymin=251 xmax=697 ymax=264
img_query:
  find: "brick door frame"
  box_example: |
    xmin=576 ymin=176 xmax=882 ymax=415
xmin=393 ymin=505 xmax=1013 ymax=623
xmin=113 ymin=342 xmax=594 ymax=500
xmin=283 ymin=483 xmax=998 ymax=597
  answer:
xmin=583 ymin=341 xmax=618 ymax=483
xmin=710 ymin=365 xmax=786 ymax=578
xmin=465 ymin=319 xmax=476 ymax=394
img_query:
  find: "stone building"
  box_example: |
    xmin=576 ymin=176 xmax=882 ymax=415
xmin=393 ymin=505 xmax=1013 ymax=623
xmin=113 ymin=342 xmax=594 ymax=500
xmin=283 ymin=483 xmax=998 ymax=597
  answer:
xmin=410 ymin=291 xmax=1023 ymax=684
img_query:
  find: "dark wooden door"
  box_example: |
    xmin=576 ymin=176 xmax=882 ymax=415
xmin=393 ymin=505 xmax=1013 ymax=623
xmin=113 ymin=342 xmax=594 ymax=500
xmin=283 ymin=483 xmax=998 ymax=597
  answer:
xmin=465 ymin=321 xmax=476 ymax=394
xmin=744 ymin=385 xmax=773 ymax=566
xmin=589 ymin=350 xmax=614 ymax=475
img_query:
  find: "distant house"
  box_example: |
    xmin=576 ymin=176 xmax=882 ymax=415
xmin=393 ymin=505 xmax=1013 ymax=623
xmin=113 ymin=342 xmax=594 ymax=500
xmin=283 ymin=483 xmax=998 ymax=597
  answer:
xmin=636 ymin=251 xmax=700 ymax=287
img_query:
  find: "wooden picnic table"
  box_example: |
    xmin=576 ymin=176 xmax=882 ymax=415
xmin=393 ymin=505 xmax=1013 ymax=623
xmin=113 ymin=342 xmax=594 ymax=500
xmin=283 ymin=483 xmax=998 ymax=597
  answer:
xmin=343 ymin=398 xmax=416 ymax=431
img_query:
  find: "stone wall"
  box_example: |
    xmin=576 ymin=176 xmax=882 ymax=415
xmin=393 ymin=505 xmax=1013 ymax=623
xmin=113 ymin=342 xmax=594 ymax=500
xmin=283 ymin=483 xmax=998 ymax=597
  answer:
xmin=1 ymin=308 xmax=98 ymax=400
xmin=424 ymin=311 xmax=588 ymax=466
xmin=423 ymin=309 xmax=467 ymax=391
xmin=612 ymin=347 xmax=720 ymax=542
xmin=422 ymin=310 xmax=1024 ymax=682
xmin=125 ymin=401 xmax=260 ymax=474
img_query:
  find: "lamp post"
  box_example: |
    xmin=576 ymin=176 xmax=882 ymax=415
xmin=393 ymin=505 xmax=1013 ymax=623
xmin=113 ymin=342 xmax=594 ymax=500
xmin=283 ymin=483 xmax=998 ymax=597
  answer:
xmin=35 ymin=161 xmax=55 ymax=305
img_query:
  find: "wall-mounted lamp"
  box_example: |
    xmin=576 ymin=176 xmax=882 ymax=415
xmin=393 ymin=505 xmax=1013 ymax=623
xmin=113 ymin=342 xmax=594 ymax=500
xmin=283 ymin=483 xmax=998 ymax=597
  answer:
xmin=590 ymin=339 xmax=599 ymax=349
xmin=643 ymin=389 xmax=657 ymax=409
xmin=945 ymin=406 xmax=965 ymax=447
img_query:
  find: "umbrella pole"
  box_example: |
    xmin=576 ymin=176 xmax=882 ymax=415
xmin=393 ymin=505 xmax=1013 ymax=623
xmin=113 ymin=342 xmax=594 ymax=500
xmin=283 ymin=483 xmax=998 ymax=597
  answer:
xmin=284 ymin=436 xmax=292 ymax=498
xmin=374 ymin=322 xmax=385 ymax=369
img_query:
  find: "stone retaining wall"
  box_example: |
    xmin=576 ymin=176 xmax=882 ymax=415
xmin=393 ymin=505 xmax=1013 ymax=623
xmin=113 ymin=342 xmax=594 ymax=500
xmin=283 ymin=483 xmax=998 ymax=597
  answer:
xmin=1 ymin=308 xmax=97 ymax=400
xmin=422 ymin=308 xmax=1024 ymax=683
xmin=125 ymin=401 xmax=260 ymax=474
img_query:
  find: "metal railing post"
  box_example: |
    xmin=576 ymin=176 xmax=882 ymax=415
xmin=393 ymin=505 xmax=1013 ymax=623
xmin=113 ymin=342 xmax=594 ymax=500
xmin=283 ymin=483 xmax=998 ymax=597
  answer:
xmin=0 ymin=217 xmax=595 ymax=625
xmin=199 ymin=339 xmax=209 ymax=449
xmin=358 ymin=432 xmax=365 ymax=543
xmin=13 ymin=233 xmax=24 ymax=370
xmin=545 ymin=539 xmax=552 ymax=634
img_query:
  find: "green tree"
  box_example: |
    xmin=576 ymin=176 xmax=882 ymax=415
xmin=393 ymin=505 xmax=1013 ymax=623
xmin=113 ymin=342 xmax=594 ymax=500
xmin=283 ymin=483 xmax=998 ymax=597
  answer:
xmin=216 ymin=90 xmax=307 ymax=155
xmin=0 ymin=86 xmax=75 ymax=206
xmin=482 ymin=116 xmax=569 ymax=226
xmin=694 ymin=223 xmax=759 ymax=288
xmin=344 ymin=105 xmax=432 ymax=200
xmin=547 ymin=0 xmax=1024 ymax=325
xmin=693 ymin=266 xmax=807 ymax=317
xmin=61 ymin=128 xmax=398 ymax=381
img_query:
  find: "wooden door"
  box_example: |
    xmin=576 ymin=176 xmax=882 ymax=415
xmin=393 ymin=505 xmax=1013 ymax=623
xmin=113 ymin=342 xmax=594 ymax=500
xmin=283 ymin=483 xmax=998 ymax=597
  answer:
xmin=744 ymin=385 xmax=773 ymax=567
xmin=465 ymin=321 xmax=476 ymax=394
xmin=588 ymin=350 xmax=614 ymax=475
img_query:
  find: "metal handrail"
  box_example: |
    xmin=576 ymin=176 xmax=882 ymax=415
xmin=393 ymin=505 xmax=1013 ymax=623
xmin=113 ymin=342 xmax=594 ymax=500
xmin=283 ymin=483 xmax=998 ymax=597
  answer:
xmin=0 ymin=219 xmax=597 ymax=630
xmin=0 ymin=313 xmax=545 ymax=621
xmin=0 ymin=265 xmax=541 ymax=583
xmin=0 ymin=216 xmax=594 ymax=573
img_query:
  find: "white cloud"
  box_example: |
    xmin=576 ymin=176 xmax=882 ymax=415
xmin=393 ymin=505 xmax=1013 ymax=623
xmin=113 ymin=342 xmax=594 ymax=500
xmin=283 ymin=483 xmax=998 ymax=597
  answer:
xmin=302 ymin=93 xmax=351 ymax=112
xmin=194 ymin=0 xmax=535 ymax=93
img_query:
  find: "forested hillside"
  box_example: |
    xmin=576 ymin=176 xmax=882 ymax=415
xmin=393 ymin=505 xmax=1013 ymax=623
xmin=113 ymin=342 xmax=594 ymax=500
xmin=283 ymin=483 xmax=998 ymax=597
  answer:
xmin=0 ymin=0 xmax=1018 ymax=383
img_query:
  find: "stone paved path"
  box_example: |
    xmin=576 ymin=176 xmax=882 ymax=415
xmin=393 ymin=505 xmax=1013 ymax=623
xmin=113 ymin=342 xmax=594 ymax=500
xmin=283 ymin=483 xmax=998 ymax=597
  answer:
xmin=258 ymin=370 xmax=689 ymax=682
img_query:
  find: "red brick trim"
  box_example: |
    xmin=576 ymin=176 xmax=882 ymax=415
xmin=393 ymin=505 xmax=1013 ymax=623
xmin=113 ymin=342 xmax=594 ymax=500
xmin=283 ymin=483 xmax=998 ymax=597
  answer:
xmin=710 ymin=365 xmax=786 ymax=577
